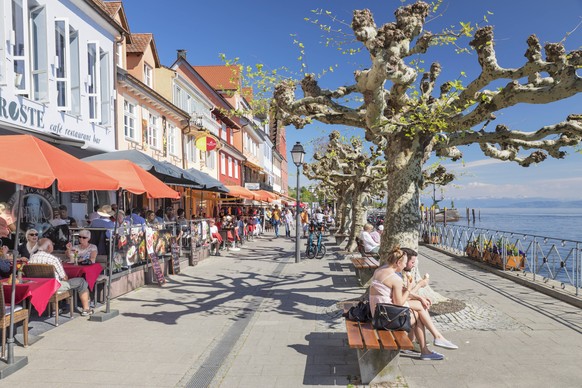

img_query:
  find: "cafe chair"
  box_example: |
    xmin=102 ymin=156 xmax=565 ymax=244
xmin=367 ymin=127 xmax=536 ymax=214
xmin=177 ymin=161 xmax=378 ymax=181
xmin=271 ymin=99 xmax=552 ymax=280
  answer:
xmin=23 ymin=264 xmax=73 ymax=326
xmin=0 ymin=282 xmax=29 ymax=358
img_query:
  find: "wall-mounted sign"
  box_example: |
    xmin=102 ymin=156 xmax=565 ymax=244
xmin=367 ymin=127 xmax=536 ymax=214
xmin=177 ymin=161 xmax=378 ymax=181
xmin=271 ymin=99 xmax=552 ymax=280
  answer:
xmin=195 ymin=134 xmax=218 ymax=151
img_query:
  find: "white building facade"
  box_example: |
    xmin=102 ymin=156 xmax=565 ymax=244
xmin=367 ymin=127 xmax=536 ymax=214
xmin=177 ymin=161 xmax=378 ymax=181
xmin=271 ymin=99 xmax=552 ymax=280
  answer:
xmin=0 ymin=0 xmax=123 ymax=152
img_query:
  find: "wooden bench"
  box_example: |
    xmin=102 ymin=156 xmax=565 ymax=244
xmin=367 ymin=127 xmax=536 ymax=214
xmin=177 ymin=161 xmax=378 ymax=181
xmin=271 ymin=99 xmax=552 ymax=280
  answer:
xmin=345 ymin=317 xmax=413 ymax=385
xmin=350 ymin=256 xmax=380 ymax=286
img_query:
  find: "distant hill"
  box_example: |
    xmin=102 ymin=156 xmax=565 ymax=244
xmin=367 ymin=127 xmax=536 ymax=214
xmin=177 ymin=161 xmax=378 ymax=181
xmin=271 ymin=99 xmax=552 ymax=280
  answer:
xmin=439 ymin=198 xmax=582 ymax=209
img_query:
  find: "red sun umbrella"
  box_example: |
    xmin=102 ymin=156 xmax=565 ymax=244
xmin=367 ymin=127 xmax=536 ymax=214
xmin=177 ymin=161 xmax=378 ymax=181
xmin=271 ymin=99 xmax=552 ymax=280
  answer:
xmin=86 ymin=160 xmax=180 ymax=199
xmin=0 ymin=135 xmax=119 ymax=368
xmin=0 ymin=135 xmax=119 ymax=191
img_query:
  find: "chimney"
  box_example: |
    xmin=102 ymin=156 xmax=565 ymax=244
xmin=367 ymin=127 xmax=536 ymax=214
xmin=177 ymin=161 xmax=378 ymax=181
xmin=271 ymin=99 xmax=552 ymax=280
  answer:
xmin=177 ymin=49 xmax=187 ymax=60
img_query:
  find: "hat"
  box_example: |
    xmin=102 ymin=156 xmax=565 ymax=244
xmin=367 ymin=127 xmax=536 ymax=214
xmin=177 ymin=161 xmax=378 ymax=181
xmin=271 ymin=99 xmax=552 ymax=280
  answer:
xmin=378 ymin=225 xmax=384 ymax=231
xmin=97 ymin=205 xmax=115 ymax=217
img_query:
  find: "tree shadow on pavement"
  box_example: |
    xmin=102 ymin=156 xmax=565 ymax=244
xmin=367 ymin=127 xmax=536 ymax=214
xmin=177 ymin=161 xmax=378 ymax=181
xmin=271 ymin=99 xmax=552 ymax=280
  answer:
xmin=288 ymin=332 xmax=360 ymax=386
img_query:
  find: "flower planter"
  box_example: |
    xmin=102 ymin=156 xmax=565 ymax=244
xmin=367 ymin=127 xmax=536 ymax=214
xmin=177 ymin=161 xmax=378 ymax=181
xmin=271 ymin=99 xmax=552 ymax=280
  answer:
xmin=505 ymin=255 xmax=525 ymax=270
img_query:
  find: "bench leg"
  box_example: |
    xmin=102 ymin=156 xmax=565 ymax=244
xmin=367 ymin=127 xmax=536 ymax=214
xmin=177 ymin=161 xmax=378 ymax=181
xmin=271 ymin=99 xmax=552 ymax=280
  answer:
xmin=356 ymin=348 xmax=400 ymax=385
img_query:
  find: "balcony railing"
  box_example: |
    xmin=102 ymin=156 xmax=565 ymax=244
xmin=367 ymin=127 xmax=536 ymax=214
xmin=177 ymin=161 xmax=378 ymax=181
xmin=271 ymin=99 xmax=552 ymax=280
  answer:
xmin=420 ymin=221 xmax=582 ymax=296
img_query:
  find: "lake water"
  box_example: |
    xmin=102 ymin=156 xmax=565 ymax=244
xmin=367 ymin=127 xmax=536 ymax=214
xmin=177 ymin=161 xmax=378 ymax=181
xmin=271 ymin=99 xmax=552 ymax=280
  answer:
xmin=453 ymin=207 xmax=582 ymax=242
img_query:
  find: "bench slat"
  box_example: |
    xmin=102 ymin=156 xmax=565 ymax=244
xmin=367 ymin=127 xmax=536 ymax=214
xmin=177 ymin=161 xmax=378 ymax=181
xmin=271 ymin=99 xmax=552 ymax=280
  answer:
xmin=376 ymin=329 xmax=398 ymax=350
xmin=392 ymin=331 xmax=414 ymax=350
xmin=351 ymin=258 xmax=366 ymax=269
xmin=359 ymin=322 xmax=381 ymax=350
xmin=363 ymin=257 xmax=378 ymax=268
xmin=345 ymin=320 xmax=364 ymax=349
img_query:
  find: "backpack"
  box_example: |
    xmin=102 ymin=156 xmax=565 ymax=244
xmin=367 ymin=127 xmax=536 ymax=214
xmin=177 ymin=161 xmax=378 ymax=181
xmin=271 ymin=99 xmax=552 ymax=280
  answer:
xmin=345 ymin=300 xmax=372 ymax=322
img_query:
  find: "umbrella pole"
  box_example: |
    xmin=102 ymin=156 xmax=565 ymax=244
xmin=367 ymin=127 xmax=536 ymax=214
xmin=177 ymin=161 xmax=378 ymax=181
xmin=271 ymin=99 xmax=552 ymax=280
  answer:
xmin=0 ymin=184 xmax=28 ymax=377
xmin=90 ymin=189 xmax=120 ymax=322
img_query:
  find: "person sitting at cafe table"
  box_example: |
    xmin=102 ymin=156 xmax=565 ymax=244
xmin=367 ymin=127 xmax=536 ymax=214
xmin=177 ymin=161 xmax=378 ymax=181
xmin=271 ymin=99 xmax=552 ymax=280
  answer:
xmin=17 ymin=228 xmax=39 ymax=259
xmin=91 ymin=205 xmax=125 ymax=237
xmin=65 ymin=229 xmax=97 ymax=264
xmin=58 ymin=205 xmax=78 ymax=228
xmin=30 ymin=238 xmax=94 ymax=316
xmin=145 ymin=210 xmax=162 ymax=228
xmin=208 ymin=219 xmax=222 ymax=256
xmin=0 ymin=245 xmax=13 ymax=276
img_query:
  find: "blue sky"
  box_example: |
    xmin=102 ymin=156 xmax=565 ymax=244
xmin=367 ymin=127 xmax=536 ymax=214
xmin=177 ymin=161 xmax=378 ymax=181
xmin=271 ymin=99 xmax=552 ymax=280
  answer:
xmin=122 ymin=0 xmax=582 ymax=201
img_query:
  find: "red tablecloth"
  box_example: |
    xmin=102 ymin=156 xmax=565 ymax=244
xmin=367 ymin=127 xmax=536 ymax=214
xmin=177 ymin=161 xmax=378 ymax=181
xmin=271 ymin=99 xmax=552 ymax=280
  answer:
xmin=62 ymin=263 xmax=103 ymax=291
xmin=2 ymin=278 xmax=60 ymax=316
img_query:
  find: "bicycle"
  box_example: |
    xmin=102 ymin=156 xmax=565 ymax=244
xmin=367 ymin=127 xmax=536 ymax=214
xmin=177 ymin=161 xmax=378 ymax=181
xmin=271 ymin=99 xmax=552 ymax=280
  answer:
xmin=306 ymin=222 xmax=326 ymax=259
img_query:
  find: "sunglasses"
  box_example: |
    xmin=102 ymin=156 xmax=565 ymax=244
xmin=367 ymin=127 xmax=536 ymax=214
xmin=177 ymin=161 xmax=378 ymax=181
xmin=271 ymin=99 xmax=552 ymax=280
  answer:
xmin=79 ymin=236 xmax=89 ymax=239
xmin=28 ymin=233 xmax=38 ymax=236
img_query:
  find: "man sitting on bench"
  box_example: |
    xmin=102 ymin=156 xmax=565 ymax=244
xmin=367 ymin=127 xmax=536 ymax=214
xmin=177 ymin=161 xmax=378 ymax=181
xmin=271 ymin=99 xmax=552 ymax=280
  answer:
xmin=359 ymin=223 xmax=380 ymax=254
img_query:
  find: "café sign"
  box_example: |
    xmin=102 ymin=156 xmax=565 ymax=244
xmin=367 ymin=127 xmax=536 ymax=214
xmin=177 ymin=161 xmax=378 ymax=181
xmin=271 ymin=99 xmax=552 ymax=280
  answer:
xmin=0 ymin=89 xmax=113 ymax=151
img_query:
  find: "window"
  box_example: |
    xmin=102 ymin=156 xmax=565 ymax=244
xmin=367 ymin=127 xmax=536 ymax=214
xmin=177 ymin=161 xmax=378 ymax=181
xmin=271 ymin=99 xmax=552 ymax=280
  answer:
xmin=228 ymin=156 xmax=233 ymax=177
xmin=220 ymin=122 xmax=227 ymax=141
xmin=87 ymin=42 xmax=99 ymax=121
xmin=174 ymin=86 xmax=182 ymax=108
xmin=0 ymin=2 xmax=5 ymax=84
xmin=12 ymin=0 xmax=29 ymax=94
xmin=123 ymin=99 xmax=136 ymax=139
xmin=220 ymin=153 xmax=226 ymax=175
xmin=30 ymin=5 xmax=47 ymax=101
xmin=234 ymin=160 xmax=239 ymax=179
xmin=147 ymin=113 xmax=159 ymax=149
xmin=144 ymin=63 xmax=152 ymax=87
xmin=206 ymin=151 xmax=215 ymax=169
xmin=187 ymin=137 xmax=197 ymax=163
xmin=69 ymin=29 xmax=80 ymax=115
xmin=99 ymin=50 xmax=111 ymax=124
xmin=55 ymin=18 xmax=79 ymax=112
xmin=168 ymin=124 xmax=177 ymax=155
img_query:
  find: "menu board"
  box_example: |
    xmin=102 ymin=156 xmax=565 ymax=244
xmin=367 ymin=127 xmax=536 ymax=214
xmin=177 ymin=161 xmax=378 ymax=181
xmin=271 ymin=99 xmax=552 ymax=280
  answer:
xmin=145 ymin=227 xmax=166 ymax=286
xmin=170 ymin=237 xmax=180 ymax=275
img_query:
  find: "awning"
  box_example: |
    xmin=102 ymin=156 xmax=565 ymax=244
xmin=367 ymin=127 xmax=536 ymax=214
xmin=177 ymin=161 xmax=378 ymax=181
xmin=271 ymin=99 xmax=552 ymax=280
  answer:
xmin=186 ymin=168 xmax=229 ymax=193
xmin=225 ymin=185 xmax=257 ymax=200
xmin=83 ymin=150 xmax=203 ymax=188
xmin=86 ymin=160 xmax=180 ymax=199
xmin=0 ymin=135 xmax=119 ymax=191
xmin=254 ymin=189 xmax=279 ymax=203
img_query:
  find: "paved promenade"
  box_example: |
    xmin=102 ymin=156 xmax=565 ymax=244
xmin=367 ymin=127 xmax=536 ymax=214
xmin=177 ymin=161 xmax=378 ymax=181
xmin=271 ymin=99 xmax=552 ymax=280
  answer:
xmin=2 ymin=231 xmax=581 ymax=387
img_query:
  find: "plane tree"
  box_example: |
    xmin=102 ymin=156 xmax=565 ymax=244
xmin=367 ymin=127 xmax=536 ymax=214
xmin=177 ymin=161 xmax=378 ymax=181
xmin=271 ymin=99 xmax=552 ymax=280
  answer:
xmin=303 ymin=130 xmax=386 ymax=251
xmin=273 ymin=1 xmax=582 ymax=254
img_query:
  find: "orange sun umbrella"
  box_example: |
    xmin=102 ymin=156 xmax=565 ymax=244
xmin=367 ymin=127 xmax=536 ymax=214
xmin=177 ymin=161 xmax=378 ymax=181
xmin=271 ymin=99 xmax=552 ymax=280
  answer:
xmin=86 ymin=160 xmax=180 ymax=199
xmin=0 ymin=135 xmax=119 ymax=191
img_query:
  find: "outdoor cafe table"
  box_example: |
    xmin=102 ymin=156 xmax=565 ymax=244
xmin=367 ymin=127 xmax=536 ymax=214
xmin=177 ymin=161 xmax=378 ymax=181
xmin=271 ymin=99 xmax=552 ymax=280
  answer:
xmin=2 ymin=277 xmax=60 ymax=316
xmin=62 ymin=263 xmax=103 ymax=291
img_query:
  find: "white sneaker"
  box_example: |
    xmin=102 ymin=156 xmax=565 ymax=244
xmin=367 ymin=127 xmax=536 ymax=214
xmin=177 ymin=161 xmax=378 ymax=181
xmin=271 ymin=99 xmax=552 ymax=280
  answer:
xmin=434 ymin=338 xmax=458 ymax=350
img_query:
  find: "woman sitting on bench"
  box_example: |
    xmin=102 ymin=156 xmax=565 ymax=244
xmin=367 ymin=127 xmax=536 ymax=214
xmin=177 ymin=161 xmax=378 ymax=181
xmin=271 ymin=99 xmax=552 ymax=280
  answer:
xmin=359 ymin=223 xmax=380 ymax=254
xmin=369 ymin=246 xmax=443 ymax=360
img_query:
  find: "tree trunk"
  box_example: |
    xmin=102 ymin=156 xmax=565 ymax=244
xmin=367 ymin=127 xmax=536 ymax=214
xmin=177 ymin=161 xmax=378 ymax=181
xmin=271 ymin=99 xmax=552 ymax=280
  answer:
xmin=339 ymin=198 xmax=351 ymax=235
xmin=379 ymin=138 xmax=423 ymax=262
xmin=377 ymin=136 xmax=447 ymax=303
xmin=346 ymin=190 xmax=366 ymax=252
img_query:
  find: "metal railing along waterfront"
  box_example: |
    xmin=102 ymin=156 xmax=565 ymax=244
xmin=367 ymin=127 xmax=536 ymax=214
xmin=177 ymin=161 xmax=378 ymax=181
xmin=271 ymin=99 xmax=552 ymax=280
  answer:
xmin=420 ymin=221 xmax=582 ymax=296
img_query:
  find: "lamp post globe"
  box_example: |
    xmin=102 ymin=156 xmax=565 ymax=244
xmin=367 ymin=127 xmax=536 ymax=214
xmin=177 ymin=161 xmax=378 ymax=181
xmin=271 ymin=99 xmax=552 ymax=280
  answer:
xmin=290 ymin=142 xmax=305 ymax=263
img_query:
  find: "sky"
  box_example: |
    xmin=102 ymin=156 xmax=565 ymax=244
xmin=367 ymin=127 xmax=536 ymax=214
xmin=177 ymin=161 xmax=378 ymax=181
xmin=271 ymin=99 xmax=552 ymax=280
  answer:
xmin=121 ymin=0 xmax=582 ymax=202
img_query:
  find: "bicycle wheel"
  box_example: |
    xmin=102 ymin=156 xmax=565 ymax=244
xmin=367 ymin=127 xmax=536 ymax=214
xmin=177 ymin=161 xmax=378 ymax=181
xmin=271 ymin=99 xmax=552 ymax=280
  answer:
xmin=306 ymin=243 xmax=317 ymax=259
xmin=315 ymin=244 xmax=326 ymax=259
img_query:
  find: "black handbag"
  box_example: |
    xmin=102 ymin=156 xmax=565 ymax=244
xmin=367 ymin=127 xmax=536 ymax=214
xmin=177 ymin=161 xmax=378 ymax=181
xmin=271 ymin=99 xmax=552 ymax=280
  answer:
xmin=373 ymin=303 xmax=412 ymax=332
xmin=346 ymin=300 xmax=371 ymax=322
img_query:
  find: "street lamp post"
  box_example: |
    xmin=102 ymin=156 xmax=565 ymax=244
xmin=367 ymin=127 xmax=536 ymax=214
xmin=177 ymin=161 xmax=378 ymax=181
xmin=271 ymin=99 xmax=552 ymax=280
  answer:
xmin=291 ymin=142 xmax=305 ymax=264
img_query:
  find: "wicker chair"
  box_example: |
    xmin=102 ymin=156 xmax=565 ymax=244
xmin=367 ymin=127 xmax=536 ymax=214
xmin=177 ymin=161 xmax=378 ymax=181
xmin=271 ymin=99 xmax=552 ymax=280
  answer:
xmin=0 ymin=281 xmax=29 ymax=358
xmin=23 ymin=264 xmax=73 ymax=326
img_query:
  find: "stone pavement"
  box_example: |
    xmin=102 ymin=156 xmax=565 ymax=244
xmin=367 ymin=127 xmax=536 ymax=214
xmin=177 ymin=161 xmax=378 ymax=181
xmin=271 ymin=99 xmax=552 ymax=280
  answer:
xmin=1 ymin=232 xmax=581 ymax=387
